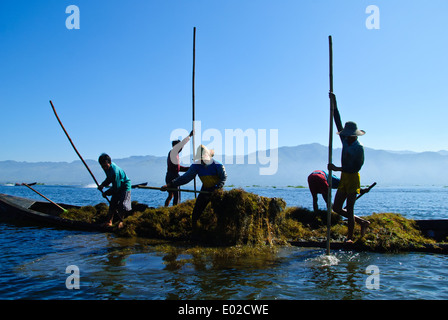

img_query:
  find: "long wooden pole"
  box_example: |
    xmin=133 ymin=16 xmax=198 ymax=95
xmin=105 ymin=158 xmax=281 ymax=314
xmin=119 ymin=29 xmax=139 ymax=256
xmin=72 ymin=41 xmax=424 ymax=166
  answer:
xmin=135 ymin=185 xmax=210 ymax=194
xmin=326 ymin=35 xmax=334 ymax=255
xmin=22 ymin=183 xmax=67 ymax=212
xmin=192 ymin=27 xmax=198 ymax=198
xmin=49 ymin=100 xmax=110 ymax=204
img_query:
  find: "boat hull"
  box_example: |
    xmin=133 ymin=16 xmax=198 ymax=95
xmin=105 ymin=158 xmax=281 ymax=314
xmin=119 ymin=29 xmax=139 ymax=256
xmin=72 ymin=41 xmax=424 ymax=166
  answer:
xmin=0 ymin=193 xmax=111 ymax=232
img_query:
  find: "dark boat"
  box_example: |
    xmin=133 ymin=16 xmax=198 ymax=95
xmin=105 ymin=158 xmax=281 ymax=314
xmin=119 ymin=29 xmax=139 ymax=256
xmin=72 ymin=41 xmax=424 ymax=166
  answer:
xmin=290 ymin=219 xmax=448 ymax=254
xmin=1 ymin=192 xmax=447 ymax=253
xmin=0 ymin=193 xmax=111 ymax=232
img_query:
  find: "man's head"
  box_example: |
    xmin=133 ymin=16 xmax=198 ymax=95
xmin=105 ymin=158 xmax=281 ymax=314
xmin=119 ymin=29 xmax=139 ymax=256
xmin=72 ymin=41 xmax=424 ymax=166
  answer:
xmin=98 ymin=153 xmax=112 ymax=170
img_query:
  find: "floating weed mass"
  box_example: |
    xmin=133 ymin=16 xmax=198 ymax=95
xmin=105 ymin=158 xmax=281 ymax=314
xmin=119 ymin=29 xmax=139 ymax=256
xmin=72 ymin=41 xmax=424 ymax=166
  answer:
xmin=357 ymin=212 xmax=436 ymax=252
xmin=61 ymin=189 xmax=437 ymax=253
xmin=61 ymin=202 xmax=109 ymax=224
xmin=118 ymin=188 xmax=289 ymax=246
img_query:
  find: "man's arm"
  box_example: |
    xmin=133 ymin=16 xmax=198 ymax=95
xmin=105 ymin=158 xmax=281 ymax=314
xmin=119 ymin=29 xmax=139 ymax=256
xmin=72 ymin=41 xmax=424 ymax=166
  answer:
xmin=170 ymin=164 xmax=198 ymax=187
xmin=170 ymin=131 xmax=193 ymax=165
xmin=312 ymin=193 xmax=319 ymax=212
xmin=215 ymin=164 xmax=227 ymax=189
xmin=330 ymin=93 xmax=344 ymax=133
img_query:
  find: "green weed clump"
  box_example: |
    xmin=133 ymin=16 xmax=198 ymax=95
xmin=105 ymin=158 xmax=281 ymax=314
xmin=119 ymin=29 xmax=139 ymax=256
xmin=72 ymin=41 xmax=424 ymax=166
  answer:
xmin=204 ymin=188 xmax=287 ymax=246
xmin=59 ymin=190 xmax=437 ymax=253
xmin=117 ymin=200 xmax=195 ymax=240
xmin=61 ymin=203 xmax=108 ymax=224
xmin=117 ymin=188 xmax=289 ymax=246
xmin=279 ymin=207 xmax=343 ymax=241
xmin=282 ymin=210 xmax=436 ymax=252
xmin=357 ymin=212 xmax=436 ymax=252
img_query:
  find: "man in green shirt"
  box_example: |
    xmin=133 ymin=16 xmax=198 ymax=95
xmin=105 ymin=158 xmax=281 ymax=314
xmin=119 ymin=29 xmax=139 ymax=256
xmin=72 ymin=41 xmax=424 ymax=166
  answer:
xmin=98 ymin=153 xmax=132 ymax=227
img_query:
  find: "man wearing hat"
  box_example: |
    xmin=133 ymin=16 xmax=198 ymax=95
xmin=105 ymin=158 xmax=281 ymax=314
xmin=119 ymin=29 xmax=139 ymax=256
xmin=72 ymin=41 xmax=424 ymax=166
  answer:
xmin=162 ymin=144 xmax=227 ymax=233
xmin=328 ymin=93 xmax=370 ymax=242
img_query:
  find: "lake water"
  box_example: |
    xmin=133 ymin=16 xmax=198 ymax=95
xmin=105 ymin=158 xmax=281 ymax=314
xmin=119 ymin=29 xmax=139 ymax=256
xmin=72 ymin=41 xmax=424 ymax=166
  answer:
xmin=1 ymin=184 xmax=448 ymax=303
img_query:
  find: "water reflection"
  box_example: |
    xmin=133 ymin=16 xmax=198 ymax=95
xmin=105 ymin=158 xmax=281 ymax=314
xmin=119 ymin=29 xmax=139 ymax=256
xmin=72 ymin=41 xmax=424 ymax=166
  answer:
xmin=9 ymin=228 xmax=448 ymax=300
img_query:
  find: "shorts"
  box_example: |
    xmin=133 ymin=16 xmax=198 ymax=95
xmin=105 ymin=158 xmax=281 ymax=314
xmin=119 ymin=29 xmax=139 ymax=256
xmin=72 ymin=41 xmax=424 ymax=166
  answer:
xmin=338 ymin=172 xmax=361 ymax=194
xmin=110 ymin=190 xmax=132 ymax=213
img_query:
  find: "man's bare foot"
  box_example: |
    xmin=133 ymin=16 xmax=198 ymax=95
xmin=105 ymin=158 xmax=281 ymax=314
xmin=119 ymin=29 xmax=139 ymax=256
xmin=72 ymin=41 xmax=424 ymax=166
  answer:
xmin=101 ymin=221 xmax=113 ymax=228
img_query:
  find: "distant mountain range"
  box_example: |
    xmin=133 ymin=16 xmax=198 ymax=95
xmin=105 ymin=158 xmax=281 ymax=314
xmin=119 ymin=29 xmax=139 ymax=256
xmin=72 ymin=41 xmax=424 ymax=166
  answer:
xmin=1 ymin=143 xmax=448 ymax=187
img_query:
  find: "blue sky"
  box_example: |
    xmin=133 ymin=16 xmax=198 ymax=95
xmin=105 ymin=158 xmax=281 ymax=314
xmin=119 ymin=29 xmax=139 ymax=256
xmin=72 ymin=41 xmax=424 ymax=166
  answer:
xmin=1 ymin=0 xmax=447 ymax=162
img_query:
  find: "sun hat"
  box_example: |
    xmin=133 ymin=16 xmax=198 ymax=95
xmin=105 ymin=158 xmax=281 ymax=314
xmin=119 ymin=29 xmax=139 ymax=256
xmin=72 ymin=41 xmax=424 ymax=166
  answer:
xmin=194 ymin=145 xmax=215 ymax=161
xmin=337 ymin=121 xmax=365 ymax=136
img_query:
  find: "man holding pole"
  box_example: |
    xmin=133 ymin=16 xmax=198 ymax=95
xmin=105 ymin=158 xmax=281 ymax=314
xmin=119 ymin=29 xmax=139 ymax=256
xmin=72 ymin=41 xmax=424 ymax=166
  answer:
xmin=162 ymin=145 xmax=227 ymax=233
xmin=98 ymin=153 xmax=132 ymax=228
xmin=328 ymin=93 xmax=370 ymax=242
xmin=165 ymin=130 xmax=194 ymax=206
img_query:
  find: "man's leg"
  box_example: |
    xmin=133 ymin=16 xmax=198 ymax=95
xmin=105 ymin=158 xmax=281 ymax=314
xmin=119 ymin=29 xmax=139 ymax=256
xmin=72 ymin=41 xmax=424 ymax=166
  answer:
xmin=173 ymin=187 xmax=180 ymax=206
xmin=345 ymin=193 xmax=357 ymax=241
xmin=192 ymin=193 xmax=211 ymax=229
xmin=165 ymin=191 xmax=174 ymax=207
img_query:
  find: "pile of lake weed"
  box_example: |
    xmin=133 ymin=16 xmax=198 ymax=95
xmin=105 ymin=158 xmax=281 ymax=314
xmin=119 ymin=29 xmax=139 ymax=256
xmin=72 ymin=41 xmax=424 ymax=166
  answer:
xmin=60 ymin=190 xmax=438 ymax=253
xmin=356 ymin=212 xmax=436 ymax=252
xmin=117 ymin=199 xmax=195 ymax=240
xmin=280 ymin=207 xmax=344 ymax=242
xmin=204 ymin=188 xmax=288 ymax=246
xmin=117 ymin=188 xmax=290 ymax=246
xmin=60 ymin=202 xmax=108 ymax=224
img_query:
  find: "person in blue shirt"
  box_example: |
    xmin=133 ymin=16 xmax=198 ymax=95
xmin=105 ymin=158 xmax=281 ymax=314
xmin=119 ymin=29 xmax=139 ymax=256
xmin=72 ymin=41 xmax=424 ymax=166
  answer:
xmin=98 ymin=153 xmax=132 ymax=227
xmin=328 ymin=93 xmax=370 ymax=241
xmin=162 ymin=145 xmax=227 ymax=232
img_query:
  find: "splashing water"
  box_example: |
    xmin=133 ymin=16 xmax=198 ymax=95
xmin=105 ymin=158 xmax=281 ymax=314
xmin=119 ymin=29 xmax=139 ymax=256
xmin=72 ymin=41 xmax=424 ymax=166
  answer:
xmin=83 ymin=183 xmax=98 ymax=188
xmin=307 ymin=254 xmax=340 ymax=267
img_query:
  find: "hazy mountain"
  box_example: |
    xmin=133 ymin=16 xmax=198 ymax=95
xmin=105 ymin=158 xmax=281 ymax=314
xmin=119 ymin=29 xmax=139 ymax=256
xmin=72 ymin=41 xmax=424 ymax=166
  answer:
xmin=1 ymin=143 xmax=447 ymax=187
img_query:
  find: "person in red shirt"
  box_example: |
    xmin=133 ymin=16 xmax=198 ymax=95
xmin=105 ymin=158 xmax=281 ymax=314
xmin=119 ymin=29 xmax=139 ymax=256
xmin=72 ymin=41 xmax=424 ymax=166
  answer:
xmin=308 ymin=170 xmax=340 ymax=213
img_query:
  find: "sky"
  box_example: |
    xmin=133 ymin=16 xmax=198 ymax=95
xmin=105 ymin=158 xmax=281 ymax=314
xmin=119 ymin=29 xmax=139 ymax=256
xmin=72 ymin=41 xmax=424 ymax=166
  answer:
xmin=1 ymin=0 xmax=448 ymax=163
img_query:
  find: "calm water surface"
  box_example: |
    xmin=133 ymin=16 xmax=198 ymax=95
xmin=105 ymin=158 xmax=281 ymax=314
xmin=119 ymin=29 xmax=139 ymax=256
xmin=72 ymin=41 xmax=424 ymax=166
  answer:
xmin=1 ymin=185 xmax=448 ymax=300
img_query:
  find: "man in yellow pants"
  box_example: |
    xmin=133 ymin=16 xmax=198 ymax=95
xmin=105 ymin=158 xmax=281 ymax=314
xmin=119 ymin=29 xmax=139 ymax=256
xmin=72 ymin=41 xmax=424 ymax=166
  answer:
xmin=328 ymin=93 xmax=370 ymax=242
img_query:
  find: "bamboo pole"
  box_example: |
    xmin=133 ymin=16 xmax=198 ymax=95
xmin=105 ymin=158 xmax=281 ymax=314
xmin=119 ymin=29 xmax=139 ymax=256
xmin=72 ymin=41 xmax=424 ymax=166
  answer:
xmin=326 ymin=35 xmax=334 ymax=256
xmin=135 ymin=185 xmax=210 ymax=194
xmin=21 ymin=183 xmax=67 ymax=212
xmin=49 ymin=100 xmax=110 ymax=204
xmin=192 ymin=27 xmax=198 ymax=198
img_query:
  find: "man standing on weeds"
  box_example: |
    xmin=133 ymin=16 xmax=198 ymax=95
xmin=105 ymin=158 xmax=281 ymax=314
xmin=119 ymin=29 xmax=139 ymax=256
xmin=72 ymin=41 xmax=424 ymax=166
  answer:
xmin=327 ymin=93 xmax=370 ymax=242
xmin=98 ymin=153 xmax=132 ymax=228
xmin=162 ymin=145 xmax=227 ymax=234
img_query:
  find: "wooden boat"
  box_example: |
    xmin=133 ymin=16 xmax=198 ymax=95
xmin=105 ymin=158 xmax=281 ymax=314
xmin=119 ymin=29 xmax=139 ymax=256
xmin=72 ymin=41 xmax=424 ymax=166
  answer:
xmin=290 ymin=219 xmax=448 ymax=254
xmin=0 ymin=193 xmax=111 ymax=232
xmin=1 ymin=192 xmax=447 ymax=253
xmin=415 ymin=219 xmax=448 ymax=242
